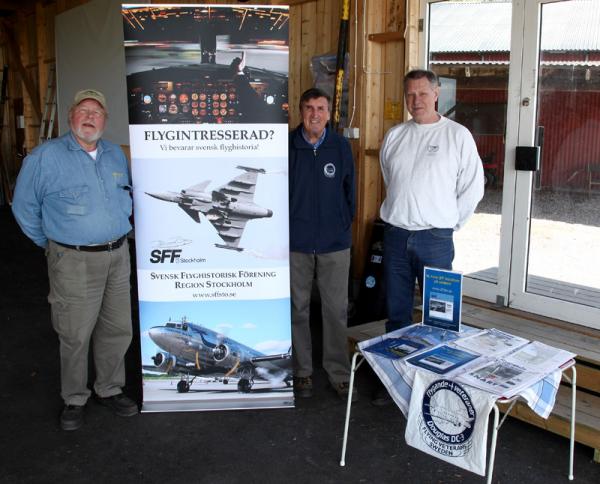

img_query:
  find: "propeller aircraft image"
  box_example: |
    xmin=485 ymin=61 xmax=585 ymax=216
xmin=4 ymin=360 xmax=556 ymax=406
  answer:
xmin=145 ymin=317 xmax=292 ymax=394
xmin=146 ymin=166 xmax=273 ymax=251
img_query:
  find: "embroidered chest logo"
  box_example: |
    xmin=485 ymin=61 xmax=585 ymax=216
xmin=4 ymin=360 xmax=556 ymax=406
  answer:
xmin=427 ymin=145 xmax=439 ymax=153
xmin=323 ymin=163 xmax=336 ymax=178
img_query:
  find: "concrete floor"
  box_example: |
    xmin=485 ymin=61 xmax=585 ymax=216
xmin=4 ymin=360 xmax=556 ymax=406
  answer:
xmin=1 ymin=207 xmax=599 ymax=484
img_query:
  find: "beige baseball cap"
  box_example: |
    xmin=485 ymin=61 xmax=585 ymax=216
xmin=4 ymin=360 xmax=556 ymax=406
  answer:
xmin=73 ymin=89 xmax=107 ymax=112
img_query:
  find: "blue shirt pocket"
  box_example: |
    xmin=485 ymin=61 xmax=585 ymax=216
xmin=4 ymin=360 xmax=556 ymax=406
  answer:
xmin=58 ymin=185 xmax=90 ymax=216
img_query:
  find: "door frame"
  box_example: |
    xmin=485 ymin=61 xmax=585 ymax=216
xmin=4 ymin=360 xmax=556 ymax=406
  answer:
xmin=419 ymin=0 xmax=600 ymax=328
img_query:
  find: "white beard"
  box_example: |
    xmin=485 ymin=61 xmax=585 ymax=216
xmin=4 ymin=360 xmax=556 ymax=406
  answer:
xmin=73 ymin=126 xmax=103 ymax=145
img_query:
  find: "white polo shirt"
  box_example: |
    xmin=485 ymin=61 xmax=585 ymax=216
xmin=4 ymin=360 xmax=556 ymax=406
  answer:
xmin=379 ymin=115 xmax=484 ymax=231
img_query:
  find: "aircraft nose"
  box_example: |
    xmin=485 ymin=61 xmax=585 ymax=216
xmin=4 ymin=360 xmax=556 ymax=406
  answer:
xmin=148 ymin=327 xmax=160 ymax=342
xmin=148 ymin=327 xmax=170 ymax=347
xmin=146 ymin=192 xmax=177 ymax=203
xmin=266 ymin=209 xmax=273 ymax=217
xmin=146 ymin=192 xmax=166 ymax=201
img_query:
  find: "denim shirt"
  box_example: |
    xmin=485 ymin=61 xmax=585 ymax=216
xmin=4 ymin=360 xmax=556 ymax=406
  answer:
xmin=12 ymin=132 xmax=132 ymax=248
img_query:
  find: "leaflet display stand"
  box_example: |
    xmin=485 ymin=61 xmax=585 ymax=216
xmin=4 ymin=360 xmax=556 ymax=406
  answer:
xmin=339 ymin=351 xmax=577 ymax=483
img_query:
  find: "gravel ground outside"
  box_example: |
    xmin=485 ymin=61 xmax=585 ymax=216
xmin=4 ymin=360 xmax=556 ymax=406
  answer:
xmin=454 ymin=188 xmax=600 ymax=291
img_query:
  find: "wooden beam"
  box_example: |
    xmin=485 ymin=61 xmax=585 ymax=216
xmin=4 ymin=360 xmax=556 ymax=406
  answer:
xmin=0 ymin=0 xmax=35 ymax=12
xmin=368 ymin=31 xmax=403 ymax=43
xmin=353 ymin=0 xmax=396 ymax=278
xmin=299 ymin=2 xmax=317 ymax=94
xmin=288 ymin=3 xmax=302 ymax=128
xmin=0 ymin=20 xmax=41 ymax=123
xmin=405 ymin=0 xmax=420 ymax=73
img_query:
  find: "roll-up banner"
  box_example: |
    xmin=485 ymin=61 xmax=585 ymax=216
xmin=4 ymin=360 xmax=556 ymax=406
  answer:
xmin=122 ymin=4 xmax=293 ymax=412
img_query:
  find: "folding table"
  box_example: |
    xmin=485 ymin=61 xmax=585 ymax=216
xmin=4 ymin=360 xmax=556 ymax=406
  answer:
xmin=339 ymin=351 xmax=577 ymax=483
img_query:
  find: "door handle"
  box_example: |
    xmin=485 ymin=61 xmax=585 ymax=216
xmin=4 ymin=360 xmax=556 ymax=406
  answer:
xmin=515 ymin=146 xmax=540 ymax=171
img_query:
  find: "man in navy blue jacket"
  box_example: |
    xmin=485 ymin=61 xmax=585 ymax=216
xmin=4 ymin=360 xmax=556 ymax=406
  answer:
xmin=289 ymin=88 xmax=357 ymax=401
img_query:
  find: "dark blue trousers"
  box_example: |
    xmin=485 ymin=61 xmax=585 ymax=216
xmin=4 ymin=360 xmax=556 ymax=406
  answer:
xmin=383 ymin=224 xmax=454 ymax=332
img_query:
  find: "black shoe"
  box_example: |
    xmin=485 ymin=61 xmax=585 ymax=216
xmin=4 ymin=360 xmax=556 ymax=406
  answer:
xmin=371 ymin=388 xmax=394 ymax=407
xmin=332 ymin=381 xmax=359 ymax=402
xmin=96 ymin=393 xmax=138 ymax=417
xmin=61 ymin=404 xmax=85 ymax=431
xmin=293 ymin=376 xmax=313 ymax=398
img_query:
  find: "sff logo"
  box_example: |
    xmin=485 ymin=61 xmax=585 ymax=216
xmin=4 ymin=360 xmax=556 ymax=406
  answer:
xmin=150 ymin=249 xmax=182 ymax=263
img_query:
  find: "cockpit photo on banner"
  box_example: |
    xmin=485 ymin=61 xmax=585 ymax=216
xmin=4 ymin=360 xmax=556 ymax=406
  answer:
xmin=122 ymin=4 xmax=292 ymax=412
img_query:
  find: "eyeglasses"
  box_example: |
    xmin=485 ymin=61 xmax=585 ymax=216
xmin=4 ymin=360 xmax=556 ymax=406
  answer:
xmin=74 ymin=108 xmax=105 ymax=119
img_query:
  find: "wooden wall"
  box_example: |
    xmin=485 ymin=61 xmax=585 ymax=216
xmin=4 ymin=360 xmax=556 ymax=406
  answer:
xmin=1 ymin=0 xmax=414 ymax=283
xmin=351 ymin=0 xmax=407 ymax=277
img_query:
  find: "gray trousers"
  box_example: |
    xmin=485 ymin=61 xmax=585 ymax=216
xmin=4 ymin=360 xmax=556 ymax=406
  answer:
xmin=47 ymin=240 xmax=132 ymax=406
xmin=290 ymin=249 xmax=351 ymax=384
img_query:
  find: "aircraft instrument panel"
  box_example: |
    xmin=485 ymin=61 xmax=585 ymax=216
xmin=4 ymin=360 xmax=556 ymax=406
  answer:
xmin=127 ymin=64 xmax=288 ymax=124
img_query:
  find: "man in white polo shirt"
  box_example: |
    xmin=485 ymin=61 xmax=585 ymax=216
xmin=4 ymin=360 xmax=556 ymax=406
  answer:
xmin=380 ymin=69 xmax=484 ymax=333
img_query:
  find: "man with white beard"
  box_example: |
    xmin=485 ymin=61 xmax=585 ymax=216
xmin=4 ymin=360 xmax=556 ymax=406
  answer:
xmin=12 ymin=89 xmax=138 ymax=430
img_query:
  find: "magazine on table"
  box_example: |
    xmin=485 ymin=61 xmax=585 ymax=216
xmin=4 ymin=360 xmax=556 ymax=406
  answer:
xmin=503 ymin=340 xmax=576 ymax=372
xmin=363 ymin=337 xmax=428 ymax=359
xmin=454 ymin=328 xmax=529 ymax=358
xmin=456 ymin=359 xmax=545 ymax=398
xmin=359 ymin=323 xmax=473 ymax=359
xmin=405 ymin=343 xmax=482 ymax=375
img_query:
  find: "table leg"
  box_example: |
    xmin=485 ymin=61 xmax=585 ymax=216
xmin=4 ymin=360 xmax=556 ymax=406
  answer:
xmin=568 ymin=365 xmax=577 ymax=480
xmin=340 ymin=351 xmax=362 ymax=466
xmin=486 ymin=404 xmax=500 ymax=484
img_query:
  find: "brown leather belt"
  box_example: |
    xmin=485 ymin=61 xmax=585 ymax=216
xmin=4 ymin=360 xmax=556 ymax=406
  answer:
xmin=55 ymin=235 xmax=127 ymax=252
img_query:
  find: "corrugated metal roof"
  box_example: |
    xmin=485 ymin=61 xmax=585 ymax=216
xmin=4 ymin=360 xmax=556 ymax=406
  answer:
xmin=429 ymin=1 xmax=600 ymax=53
xmin=430 ymin=59 xmax=600 ymax=67
xmin=429 ymin=60 xmax=509 ymax=65
xmin=542 ymin=60 xmax=600 ymax=67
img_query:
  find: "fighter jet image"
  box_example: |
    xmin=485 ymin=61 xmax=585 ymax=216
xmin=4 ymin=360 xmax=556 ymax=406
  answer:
xmin=144 ymin=317 xmax=292 ymax=393
xmin=146 ymin=166 xmax=273 ymax=251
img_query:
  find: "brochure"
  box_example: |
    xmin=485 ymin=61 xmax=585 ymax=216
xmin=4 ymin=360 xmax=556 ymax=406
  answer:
xmin=363 ymin=337 xmax=427 ymax=359
xmin=360 ymin=323 xmax=470 ymax=360
xmin=456 ymin=359 xmax=544 ymax=398
xmin=454 ymin=328 xmax=529 ymax=357
xmin=504 ymin=341 xmax=576 ymax=372
xmin=406 ymin=344 xmax=481 ymax=375
xmin=390 ymin=323 xmax=467 ymax=345
xmin=422 ymin=267 xmax=463 ymax=332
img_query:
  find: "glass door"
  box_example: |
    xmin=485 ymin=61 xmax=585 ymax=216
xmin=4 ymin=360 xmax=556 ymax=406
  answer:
xmin=508 ymin=0 xmax=600 ymax=328
xmin=423 ymin=0 xmax=600 ymax=328
xmin=423 ymin=0 xmax=513 ymax=303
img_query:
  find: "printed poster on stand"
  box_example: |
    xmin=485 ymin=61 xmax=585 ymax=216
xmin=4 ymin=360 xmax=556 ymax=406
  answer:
xmin=122 ymin=4 xmax=293 ymax=412
xmin=422 ymin=267 xmax=463 ymax=332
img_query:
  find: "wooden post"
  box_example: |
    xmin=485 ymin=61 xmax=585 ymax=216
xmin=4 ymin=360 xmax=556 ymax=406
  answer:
xmin=352 ymin=0 xmax=405 ymax=279
xmin=405 ymin=0 xmax=421 ymax=75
